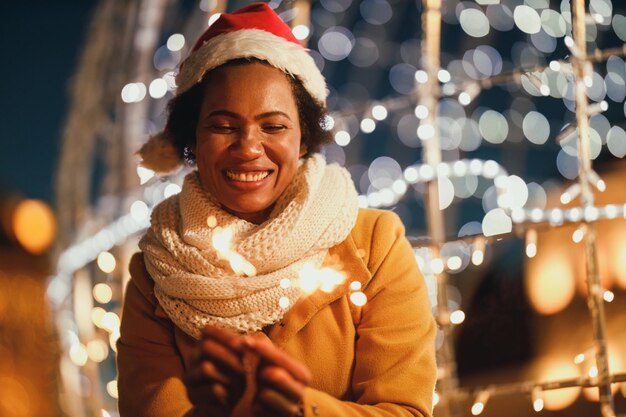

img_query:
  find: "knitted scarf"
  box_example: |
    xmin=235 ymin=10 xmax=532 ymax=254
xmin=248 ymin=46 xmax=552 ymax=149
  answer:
xmin=139 ymin=154 xmax=358 ymax=339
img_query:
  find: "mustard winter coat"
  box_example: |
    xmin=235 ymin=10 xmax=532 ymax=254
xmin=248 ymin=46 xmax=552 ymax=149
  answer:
xmin=117 ymin=208 xmax=437 ymax=417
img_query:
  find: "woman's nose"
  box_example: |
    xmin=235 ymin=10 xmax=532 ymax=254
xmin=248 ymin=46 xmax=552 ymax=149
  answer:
xmin=230 ymin=128 xmax=263 ymax=159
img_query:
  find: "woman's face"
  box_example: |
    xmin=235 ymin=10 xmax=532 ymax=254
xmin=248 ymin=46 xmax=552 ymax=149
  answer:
xmin=195 ymin=62 xmax=305 ymax=224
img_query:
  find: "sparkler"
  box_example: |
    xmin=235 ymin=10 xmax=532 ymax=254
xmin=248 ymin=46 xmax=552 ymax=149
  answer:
xmin=209 ymin=219 xmax=367 ymax=308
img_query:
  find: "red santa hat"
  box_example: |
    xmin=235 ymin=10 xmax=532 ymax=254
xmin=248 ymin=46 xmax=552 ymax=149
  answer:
xmin=139 ymin=2 xmax=327 ymax=173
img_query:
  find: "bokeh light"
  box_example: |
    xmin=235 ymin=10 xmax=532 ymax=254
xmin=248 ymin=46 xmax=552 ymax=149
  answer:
xmin=11 ymin=199 xmax=56 ymax=254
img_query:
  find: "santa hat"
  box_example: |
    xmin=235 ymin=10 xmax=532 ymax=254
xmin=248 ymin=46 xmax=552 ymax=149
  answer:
xmin=139 ymin=2 xmax=327 ymax=174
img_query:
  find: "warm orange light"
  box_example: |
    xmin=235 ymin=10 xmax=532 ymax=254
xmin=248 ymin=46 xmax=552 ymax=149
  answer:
xmin=11 ymin=199 xmax=56 ymax=254
xmin=526 ymin=254 xmax=575 ymax=315
xmin=539 ymin=361 xmax=581 ymax=410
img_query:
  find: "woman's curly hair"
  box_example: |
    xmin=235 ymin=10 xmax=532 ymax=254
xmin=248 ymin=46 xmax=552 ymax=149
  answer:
xmin=166 ymin=58 xmax=332 ymax=164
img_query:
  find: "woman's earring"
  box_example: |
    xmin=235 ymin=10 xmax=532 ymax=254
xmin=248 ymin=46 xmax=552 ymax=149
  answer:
xmin=184 ymin=146 xmax=196 ymax=164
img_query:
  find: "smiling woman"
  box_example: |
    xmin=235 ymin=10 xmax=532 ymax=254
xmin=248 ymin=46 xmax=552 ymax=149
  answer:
xmin=117 ymin=3 xmax=436 ymax=417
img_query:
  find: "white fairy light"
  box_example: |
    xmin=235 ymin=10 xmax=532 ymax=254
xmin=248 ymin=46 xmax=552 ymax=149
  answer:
xmin=584 ymin=206 xmax=600 ymax=222
xmin=414 ymin=70 xmax=428 ymax=83
xmin=130 ymin=200 xmax=149 ymax=221
xmin=334 ymin=130 xmax=351 ymax=146
xmin=510 ymin=208 xmax=526 ymax=224
xmin=438 ymin=69 xmax=451 ymax=83
xmin=567 ymin=208 xmax=583 ymax=222
xmin=418 ymin=164 xmax=435 ymax=181
xmin=360 ymin=118 xmax=376 ymax=133
xmin=101 ymin=312 xmax=121 ymax=333
xmin=548 ymin=209 xmax=564 ymax=225
xmin=164 ymin=183 xmax=182 ymax=198
xmin=572 ymin=227 xmax=585 ymax=243
xmin=414 ymin=105 xmax=429 ymax=119
xmin=450 ymin=310 xmax=465 ymax=324
xmin=106 ymin=380 xmax=118 ymax=399
xmin=525 ymin=230 xmax=538 ymax=258
xmin=392 ymin=179 xmax=408 ymax=195
xmin=371 ymin=104 xmax=388 ymax=120
xmin=604 ymin=205 xmax=618 ymax=219
xmin=471 ymin=391 xmax=490 ymax=415
xmin=292 ymin=24 xmax=310 ymax=40
xmin=530 ymin=208 xmax=543 ymax=222
xmin=471 ymin=249 xmax=484 ymax=266
xmin=549 ymin=60 xmax=561 ymax=71
xmin=482 ymin=160 xmax=500 ymax=179
xmin=403 ymin=166 xmax=419 ymax=183
xmin=93 ymin=283 xmax=113 ymax=304
xmin=149 ymin=78 xmax=168 ymax=99
xmin=436 ymin=163 xmax=451 ymax=177
xmin=136 ymin=166 xmax=155 ymax=184
xmin=430 ymin=258 xmax=444 ymax=274
xmin=97 ymin=252 xmax=116 ymax=274
xmin=166 ymin=33 xmax=185 ymax=51
xmin=447 ymin=256 xmax=462 ymax=270
xmin=532 ymin=387 xmax=544 ymax=412
xmin=417 ymin=124 xmax=435 ymax=140
xmin=69 ymin=343 xmax=89 ymax=366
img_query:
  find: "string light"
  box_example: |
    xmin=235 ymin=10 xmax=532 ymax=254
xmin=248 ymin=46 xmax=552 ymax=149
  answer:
xmin=471 ymin=391 xmax=490 ymax=415
xmin=450 ymin=310 xmax=465 ymax=324
xmin=525 ymin=229 xmax=538 ymax=258
xmin=532 ymin=387 xmax=544 ymax=412
xmin=96 ymin=252 xmax=116 ymax=274
xmin=430 ymin=258 xmax=445 ymax=274
xmin=572 ymin=227 xmax=585 ymax=243
xmin=471 ymin=238 xmax=486 ymax=266
xmin=603 ymin=290 xmax=614 ymax=303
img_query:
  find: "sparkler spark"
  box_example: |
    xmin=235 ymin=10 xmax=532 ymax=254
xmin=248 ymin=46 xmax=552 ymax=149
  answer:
xmin=211 ymin=226 xmax=257 ymax=277
xmin=209 ymin=221 xmax=365 ymax=306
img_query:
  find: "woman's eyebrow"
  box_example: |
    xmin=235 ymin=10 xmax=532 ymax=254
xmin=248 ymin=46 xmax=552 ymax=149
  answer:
xmin=255 ymin=111 xmax=292 ymax=121
xmin=205 ymin=110 xmax=292 ymax=121
xmin=206 ymin=110 xmax=239 ymax=119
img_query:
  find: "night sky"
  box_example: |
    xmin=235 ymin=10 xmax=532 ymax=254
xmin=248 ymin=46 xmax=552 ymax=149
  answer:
xmin=0 ymin=2 xmax=95 ymax=203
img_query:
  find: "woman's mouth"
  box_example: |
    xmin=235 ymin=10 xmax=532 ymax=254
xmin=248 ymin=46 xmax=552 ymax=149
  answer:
xmin=225 ymin=170 xmax=271 ymax=182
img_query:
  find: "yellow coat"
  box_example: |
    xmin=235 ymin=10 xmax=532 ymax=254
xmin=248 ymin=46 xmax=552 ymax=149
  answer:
xmin=117 ymin=208 xmax=436 ymax=417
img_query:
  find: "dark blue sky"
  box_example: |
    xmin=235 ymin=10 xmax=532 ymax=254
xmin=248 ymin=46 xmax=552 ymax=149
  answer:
xmin=0 ymin=2 xmax=95 ymax=203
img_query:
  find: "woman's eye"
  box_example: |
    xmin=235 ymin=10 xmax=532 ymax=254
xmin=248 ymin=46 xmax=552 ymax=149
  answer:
xmin=211 ymin=125 xmax=236 ymax=133
xmin=263 ymin=125 xmax=286 ymax=133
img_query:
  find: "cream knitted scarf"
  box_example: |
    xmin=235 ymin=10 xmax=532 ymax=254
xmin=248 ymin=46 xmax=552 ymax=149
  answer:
xmin=139 ymin=154 xmax=358 ymax=339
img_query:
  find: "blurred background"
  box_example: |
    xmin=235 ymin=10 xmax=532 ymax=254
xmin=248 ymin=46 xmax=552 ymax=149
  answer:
xmin=1 ymin=0 xmax=625 ymax=416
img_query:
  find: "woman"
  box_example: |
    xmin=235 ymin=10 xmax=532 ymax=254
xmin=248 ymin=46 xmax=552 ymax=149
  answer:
xmin=117 ymin=3 xmax=436 ymax=417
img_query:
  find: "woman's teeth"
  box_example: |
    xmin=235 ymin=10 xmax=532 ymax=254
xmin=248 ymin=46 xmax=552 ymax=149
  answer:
xmin=225 ymin=171 xmax=270 ymax=182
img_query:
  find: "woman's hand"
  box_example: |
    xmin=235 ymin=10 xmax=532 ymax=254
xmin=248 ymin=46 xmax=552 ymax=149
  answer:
xmin=244 ymin=335 xmax=312 ymax=417
xmin=184 ymin=325 xmax=246 ymax=417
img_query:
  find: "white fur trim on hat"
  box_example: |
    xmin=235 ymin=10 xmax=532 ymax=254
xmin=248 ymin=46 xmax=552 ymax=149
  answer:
xmin=176 ymin=29 xmax=328 ymax=103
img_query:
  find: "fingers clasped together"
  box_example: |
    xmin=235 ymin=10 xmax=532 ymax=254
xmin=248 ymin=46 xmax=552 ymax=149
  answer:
xmin=185 ymin=325 xmax=311 ymax=417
